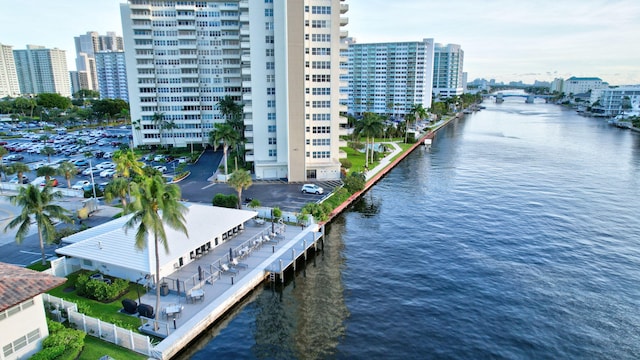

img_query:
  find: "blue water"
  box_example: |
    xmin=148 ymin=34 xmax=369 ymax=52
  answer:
xmin=182 ymin=97 xmax=640 ymax=359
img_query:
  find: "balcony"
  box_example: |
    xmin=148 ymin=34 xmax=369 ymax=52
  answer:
xmin=338 ymin=127 xmax=349 ymax=136
xmin=340 ymin=3 xmax=349 ymax=14
xmin=241 ymin=41 xmax=250 ymax=49
xmin=244 ymin=143 xmax=254 ymax=150
xmin=244 ymin=154 xmax=255 ymax=162
xmin=340 ymin=30 xmax=348 ymax=38
xmin=340 ymin=17 xmax=349 ymax=26
xmin=242 ymin=93 xmax=252 ymax=101
xmin=241 ymin=67 xmax=251 ymax=75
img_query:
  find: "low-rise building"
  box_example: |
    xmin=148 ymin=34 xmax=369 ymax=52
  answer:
xmin=0 ymin=263 xmax=66 ymax=360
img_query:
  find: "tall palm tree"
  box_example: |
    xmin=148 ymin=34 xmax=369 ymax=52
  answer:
xmin=112 ymin=149 xmax=144 ymax=179
xmin=104 ymin=178 xmax=130 ymax=210
xmin=36 ymin=166 xmax=57 ymax=185
xmin=40 ymin=146 xmax=56 ymax=164
xmin=4 ymin=185 xmax=71 ymax=265
xmin=152 ymin=112 xmax=166 ymax=148
xmin=209 ymin=123 xmax=240 ymax=177
xmin=227 ymin=169 xmax=252 ymax=209
xmin=0 ymin=146 xmax=8 ymax=181
xmin=218 ymin=95 xmax=243 ymax=132
xmin=9 ymin=163 xmax=30 ymax=184
xmin=124 ymin=175 xmax=189 ymax=330
xmin=57 ymin=161 xmax=78 ymax=188
xmin=411 ymin=103 xmax=428 ymax=124
xmin=355 ymin=113 xmax=385 ymax=167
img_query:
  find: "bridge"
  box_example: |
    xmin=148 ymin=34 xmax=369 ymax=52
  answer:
xmin=482 ymin=93 xmax=553 ymax=103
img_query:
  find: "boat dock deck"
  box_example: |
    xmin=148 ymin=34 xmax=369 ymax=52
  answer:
xmin=136 ymin=220 xmax=324 ymax=359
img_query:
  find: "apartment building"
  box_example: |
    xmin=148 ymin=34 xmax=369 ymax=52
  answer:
xmin=121 ymin=0 xmax=348 ymax=181
xmin=0 ymin=43 xmax=20 ymax=98
xmin=344 ymin=38 xmax=434 ymax=117
xmin=432 ymin=43 xmax=464 ymax=98
xmin=72 ymin=31 xmax=125 ymax=93
xmin=13 ymin=45 xmax=71 ymax=97
xmin=562 ymin=76 xmax=608 ymax=96
xmin=95 ymin=51 xmax=129 ymax=101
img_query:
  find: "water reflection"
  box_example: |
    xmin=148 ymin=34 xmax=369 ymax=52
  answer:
xmin=184 ymin=218 xmax=349 ymax=359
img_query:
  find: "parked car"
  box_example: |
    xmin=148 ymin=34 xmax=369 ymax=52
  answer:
xmin=95 ymin=162 xmax=115 ymax=170
xmin=176 ymin=157 xmax=189 ymax=164
xmin=6 ymin=154 xmax=24 ymax=161
xmin=301 ymin=184 xmax=324 ymax=194
xmin=94 ymin=150 xmax=105 ymax=158
xmin=102 ymin=151 xmax=113 ymax=159
xmin=31 ymin=176 xmax=58 ymax=187
xmin=71 ymin=159 xmax=89 ymax=167
xmin=82 ymin=167 xmax=100 ymax=176
xmin=9 ymin=175 xmax=29 ymax=184
xmin=153 ymin=165 xmax=167 ymax=173
xmin=100 ymin=169 xmax=117 ymax=178
xmin=153 ymin=154 xmax=165 ymax=162
xmin=71 ymin=180 xmax=91 ymax=190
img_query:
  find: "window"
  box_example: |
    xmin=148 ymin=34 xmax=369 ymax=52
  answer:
xmin=265 ymin=48 xmax=274 ymax=57
xmin=265 ymin=22 xmax=274 ymax=30
xmin=268 ymin=137 xmax=277 ymax=144
xmin=313 ymin=138 xmax=331 ymax=146
xmin=266 ymin=62 xmax=275 ymax=70
xmin=269 ymin=149 xmax=277 ymax=156
xmin=264 ymin=9 xmax=273 ymax=16
xmin=267 ymin=100 xmax=276 ymax=108
xmin=312 ymin=48 xmax=331 ymax=56
xmin=312 ymin=34 xmax=331 ymax=42
xmin=312 ymin=151 xmax=331 ymax=158
xmin=312 ymin=101 xmax=331 ymax=108
xmin=312 ymin=61 xmax=331 ymax=69
xmin=312 ymin=126 xmax=331 ymax=134
xmin=312 ymin=6 xmax=331 ymax=14
xmin=311 ymin=20 xmax=328 ymax=28
xmin=312 ymin=75 xmax=331 ymax=82
xmin=268 ymin=125 xmax=277 ymax=132
xmin=265 ymin=35 xmax=274 ymax=44
xmin=268 ymin=113 xmax=276 ymax=120
xmin=312 ymin=88 xmax=331 ymax=95
xmin=267 ymin=87 xmax=276 ymax=95
xmin=266 ymin=74 xmax=275 ymax=82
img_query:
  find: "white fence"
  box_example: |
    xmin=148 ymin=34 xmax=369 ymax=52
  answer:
xmin=43 ymin=294 xmax=153 ymax=356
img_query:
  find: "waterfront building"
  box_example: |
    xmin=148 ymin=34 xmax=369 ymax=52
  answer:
xmin=562 ymin=76 xmax=607 ymax=96
xmin=0 ymin=263 xmax=66 ymax=360
xmin=593 ymin=85 xmax=640 ymax=118
xmin=95 ymin=51 xmax=129 ymax=101
xmin=73 ymin=31 xmax=124 ymax=93
xmin=0 ymin=43 xmax=20 ymax=98
xmin=432 ymin=43 xmax=464 ymax=99
xmin=13 ymin=45 xmax=71 ymax=97
xmin=550 ymin=78 xmax=564 ymax=93
xmin=121 ymin=0 xmax=348 ymax=181
xmin=343 ymin=38 xmax=434 ymax=117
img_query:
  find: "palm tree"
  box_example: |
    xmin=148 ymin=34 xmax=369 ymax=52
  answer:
xmin=411 ymin=103 xmax=428 ymax=125
xmin=209 ymin=123 xmax=240 ymax=177
xmin=104 ymin=178 xmax=130 ymax=210
xmin=4 ymin=185 xmax=71 ymax=265
xmin=36 ymin=166 xmax=57 ymax=186
xmin=0 ymin=146 xmax=8 ymax=181
xmin=9 ymin=162 xmax=30 ymax=184
xmin=355 ymin=113 xmax=385 ymax=167
xmin=40 ymin=146 xmax=56 ymax=164
xmin=112 ymin=149 xmax=144 ymax=178
xmin=227 ymin=169 xmax=252 ymax=209
xmin=162 ymin=120 xmax=178 ymax=148
xmin=57 ymin=161 xmax=78 ymax=188
xmin=152 ymin=112 xmax=166 ymax=148
xmin=218 ymin=95 xmax=243 ymax=132
xmin=124 ymin=175 xmax=189 ymax=330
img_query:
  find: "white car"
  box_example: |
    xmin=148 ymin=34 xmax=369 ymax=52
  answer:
xmin=301 ymin=184 xmax=324 ymax=194
xmin=102 ymin=151 xmax=113 ymax=159
xmin=100 ymin=169 xmax=117 ymax=178
xmin=176 ymin=157 xmax=189 ymax=164
xmin=153 ymin=165 xmax=167 ymax=173
xmin=82 ymin=167 xmax=100 ymax=176
xmin=153 ymin=154 xmax=165 ymax=162
xmin=71 ymin=180 xmax=91 ymax=190
xmin=95 ymin=162 xmax=115 ymax=170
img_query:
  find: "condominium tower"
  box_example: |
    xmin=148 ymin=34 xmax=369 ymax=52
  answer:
xmin=121 ymin=0 xmax=349 ymax=181
xmin=73 ymin=31 xmax=125 ymax=93
xmin=13 ymin=45 xmax=71 ymax=97
xmin=344 ymin=38 xmax=434 ymax=117
xmin=95 ymin=51 xmax=129 ymax=101
xmin=0 ymin=43 xmax=20 ymax=98
xmin=432 ymin=43 xmax=464 ymax=98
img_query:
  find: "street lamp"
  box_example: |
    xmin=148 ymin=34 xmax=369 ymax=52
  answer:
xmin=88 ymin=159 xmax=98 ymax=202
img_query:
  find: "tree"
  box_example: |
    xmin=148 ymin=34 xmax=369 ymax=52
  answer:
xmin=218 ymin=95 xmax=243 ymax=132
xmin=152 ymin=112 xmax=167 ymax=148
xmin=40 ymin=146 xmax=56 ymax=164
xmin=104 ymin=178 xmax=131 ymax=210
xmin=0 ymin=146 xmax=7 ymax=181
xmin=112 ymin=149 xmax=144 ymax=178
xmin=36 ymin=93 xmax=71 ymax=110
xmin=36 ymin=166 xmax=57 ymax=185
xmin=8 ymin=162 xmax=30 ymax=184
xmin=4 ymin=185 xmax=71 ymax=265
xmin=227 ymin=169 xmax=252 ymax=209
xmin=355 ymin=112 xmax=384 ymax=167
xmin=124 ymin=175 xmax=188 ymax=330
xmin=209 ymin=123 xmax=240 ymax=177
xmin=57 ymin=161 xmax=78 ymax=188
xmin=73 ymin=89 xmax=99 ymax=99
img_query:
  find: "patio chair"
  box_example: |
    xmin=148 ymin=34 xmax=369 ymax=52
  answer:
xmin=231 ymin=258 xmax=249 ymax=270
xmin=220 ymin=263 xmax=239 ymax=275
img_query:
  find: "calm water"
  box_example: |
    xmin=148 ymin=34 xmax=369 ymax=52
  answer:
xmin=181 ymin=97 xmax=640 ymax=359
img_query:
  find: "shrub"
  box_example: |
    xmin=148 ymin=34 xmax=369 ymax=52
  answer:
xmin=344 ymin=171 xmax=366 ymax=193
xmin=301 ymin=202 xmax=332 ymax=222
xmin=76 ymin=274 xmax=130 ymax=302
xmin=340 ymin=158 xmax=352 ymax=169
xmin=32 ymin=320 xmax=85 ymax=360
xmin=212 ymin=193 xmax=238 ymax=208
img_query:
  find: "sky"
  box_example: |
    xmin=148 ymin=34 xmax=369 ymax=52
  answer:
xmin=1 ymin=0 xmax=638 ymax=85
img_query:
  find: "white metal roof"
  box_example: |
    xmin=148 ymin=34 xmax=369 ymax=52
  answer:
xmin=56 ymin=203 xmax=257 ymax=275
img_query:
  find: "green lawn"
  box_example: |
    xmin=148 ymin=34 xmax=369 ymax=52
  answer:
xmin=78 ymin=336 xmax=146 ymax=360
xmin=48 ymin=271 xmax=146 ymax=331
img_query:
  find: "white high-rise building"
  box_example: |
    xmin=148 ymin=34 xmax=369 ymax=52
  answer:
xmin=13 ymin=45 xmax=70 ymax=97
xmin=95 ymin=51 xmax=128 ymax=101
xmin=344 ymin=38 xmax=434 ymax=117
xmin=432 ymin=43 xmax=464 ymax=98
xmin=562 ymin=76 xmax=607 ymax=96
xmin=121 ymin=0 xmax=348 ymax=181
xmin=73 ymin=32 xmax=124 ymax=93
xmin=0 ymin=43 xmax=20 ymax=98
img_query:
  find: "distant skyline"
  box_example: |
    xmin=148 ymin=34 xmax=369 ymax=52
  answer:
xmin=1 ymin=0 xmax=638 ymax=85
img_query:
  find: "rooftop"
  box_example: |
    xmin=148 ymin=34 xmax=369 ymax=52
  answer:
xmin=0 ymin=262 xmax=66 ymax=311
